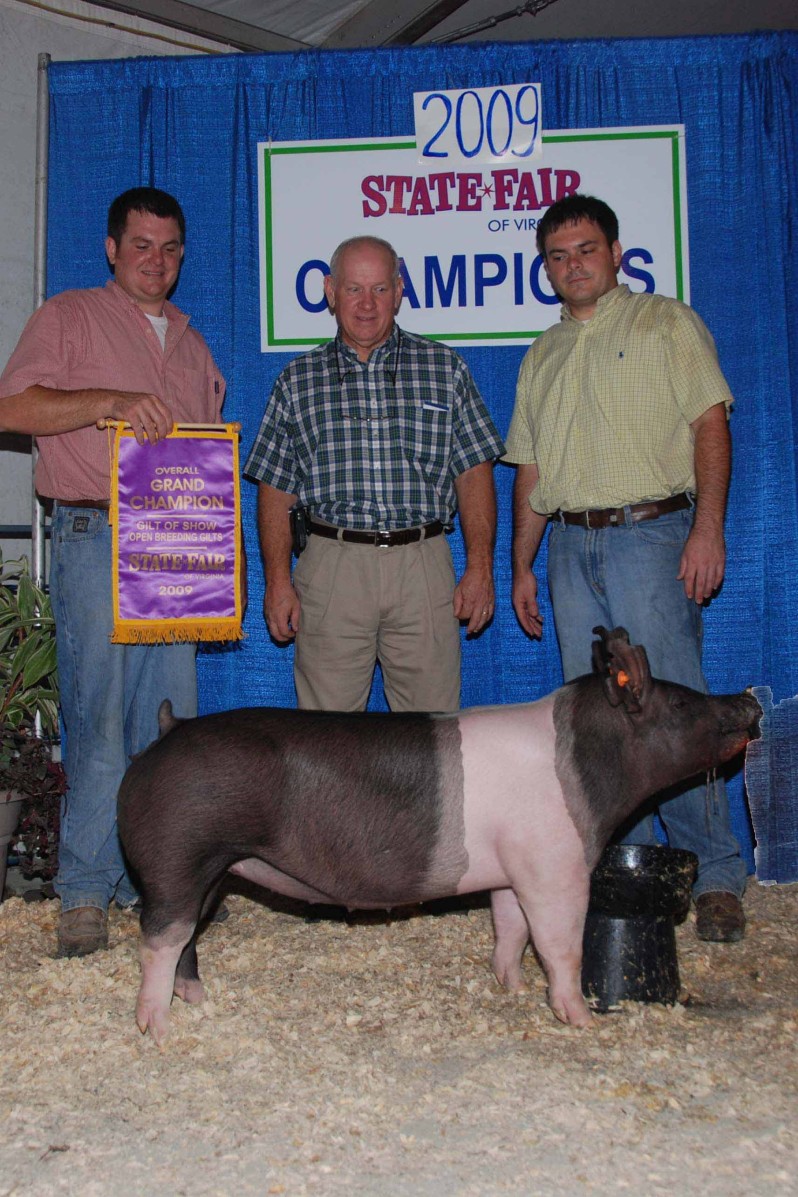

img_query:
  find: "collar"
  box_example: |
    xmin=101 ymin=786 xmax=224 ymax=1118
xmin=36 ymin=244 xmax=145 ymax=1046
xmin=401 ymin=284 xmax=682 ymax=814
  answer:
xmin=334 ymin=326 xmax=402 ymax=386
xmin=104 ymin=279 xmax=188 ymax=330
xmin=560 ymin=283 xmax=629 ymax=325
xmin=334 ymin=324 xmax=399 ymax=366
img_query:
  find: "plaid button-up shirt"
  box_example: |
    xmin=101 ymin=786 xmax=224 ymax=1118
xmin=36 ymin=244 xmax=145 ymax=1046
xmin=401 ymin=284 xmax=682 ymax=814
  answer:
xmin=245 ymin=327 xmax=504 ymax=530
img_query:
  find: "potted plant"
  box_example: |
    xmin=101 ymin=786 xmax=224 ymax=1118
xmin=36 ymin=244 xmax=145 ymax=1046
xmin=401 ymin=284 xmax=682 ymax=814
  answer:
xmin=0 ymin=550 xmax=60 ymax=900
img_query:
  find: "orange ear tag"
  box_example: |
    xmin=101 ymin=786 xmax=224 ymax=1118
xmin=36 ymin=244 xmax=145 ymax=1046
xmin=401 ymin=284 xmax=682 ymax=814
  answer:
xmin=616 ymin=670 xmax=629 ymax=687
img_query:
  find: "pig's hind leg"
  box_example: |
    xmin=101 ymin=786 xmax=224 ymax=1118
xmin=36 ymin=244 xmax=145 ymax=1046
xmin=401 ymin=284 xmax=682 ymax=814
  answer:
xmin=172 ymin=887 xmax=222 ymax=1006
xmin=136 ymin=914 xmax=198 ymax=1046
xmin=173 ymin=937 xmax=204 ymax=1006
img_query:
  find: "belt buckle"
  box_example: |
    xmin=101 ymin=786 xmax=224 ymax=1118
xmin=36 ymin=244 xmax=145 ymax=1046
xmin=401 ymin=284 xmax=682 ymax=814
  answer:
xmin=375 ymin=529 xmax=392 ymax=549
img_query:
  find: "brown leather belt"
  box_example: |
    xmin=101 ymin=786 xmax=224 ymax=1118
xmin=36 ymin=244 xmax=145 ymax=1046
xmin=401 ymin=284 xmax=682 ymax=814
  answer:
xmin=308 ymin=519 xmax=444 ymax=548
xmin=557 ymin=492 xmax=691 ymax=530
xmin=57 ymin=499 xmax=110 ymax=510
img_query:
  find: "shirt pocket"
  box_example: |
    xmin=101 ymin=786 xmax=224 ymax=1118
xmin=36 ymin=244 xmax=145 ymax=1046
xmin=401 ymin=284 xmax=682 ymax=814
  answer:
xmin=169 ymin=367 xmax=220 ymax=423
xmin=399 ymin=403 xmax=452 ymax=484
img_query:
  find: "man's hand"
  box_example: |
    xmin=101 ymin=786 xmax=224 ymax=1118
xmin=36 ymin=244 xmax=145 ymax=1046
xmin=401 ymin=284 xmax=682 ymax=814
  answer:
xmin=453 ymin=461 xmax=497 ymax=637
xmin=264 ymin=577 xmax=301 ymax=641
xmin=677 ymin=525 xmax=726 ymax=604
xmin=96 ymin=391 xmax=173 ymax=445
xmin=256 ymin=484 xmax=298 ymax=639
xmin=511 ymin=463 xmax=548 ymax=639
xmin=512 ymin=570 xmax=544 ymax=639
xmin=453 ymin=561 xmax=494 ymax=635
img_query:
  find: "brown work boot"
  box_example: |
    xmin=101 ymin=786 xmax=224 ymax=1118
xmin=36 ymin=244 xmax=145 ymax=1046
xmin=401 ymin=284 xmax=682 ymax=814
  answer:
xmin=57 ymin=906 xmax=109 ymax=957
xmin=695 ymin=892 xmax=746 ymax=943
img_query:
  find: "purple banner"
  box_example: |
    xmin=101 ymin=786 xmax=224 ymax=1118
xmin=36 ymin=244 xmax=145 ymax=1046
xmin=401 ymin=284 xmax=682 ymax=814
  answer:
xmin=113 ymin=430 xmax=240 ymax=637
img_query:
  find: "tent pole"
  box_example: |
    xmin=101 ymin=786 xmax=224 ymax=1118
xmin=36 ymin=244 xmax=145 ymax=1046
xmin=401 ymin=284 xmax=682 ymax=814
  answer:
xmin=31 ymin=52 xmax=51 ymax=589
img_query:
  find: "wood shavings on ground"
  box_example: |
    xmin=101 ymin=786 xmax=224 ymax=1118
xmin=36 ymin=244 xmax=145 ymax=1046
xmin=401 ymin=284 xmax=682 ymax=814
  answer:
xmin=1 ymin=881 xmax=796 ymax=1196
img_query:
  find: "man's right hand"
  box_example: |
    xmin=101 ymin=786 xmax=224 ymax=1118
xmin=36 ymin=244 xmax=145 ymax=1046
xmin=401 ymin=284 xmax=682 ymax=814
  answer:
xmin=264 ymin=578 xmax=301 ymax=642
xmin=97 ymin=392 xmax=173 ymax=444
xmin=512 ymin=571 xmax=544 ymax=639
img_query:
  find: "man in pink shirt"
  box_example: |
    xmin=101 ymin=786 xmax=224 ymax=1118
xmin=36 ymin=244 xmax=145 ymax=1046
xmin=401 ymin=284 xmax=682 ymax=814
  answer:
xmin=0 ymin=187 xmax=225 ymax=956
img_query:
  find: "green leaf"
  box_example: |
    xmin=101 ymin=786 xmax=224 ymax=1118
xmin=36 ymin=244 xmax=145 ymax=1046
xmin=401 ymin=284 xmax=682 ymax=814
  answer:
xmin=1 ymin=552 xmax=59 ymax=753
xmin=37 ymin=698 xmax=60 ymax=732
xmin=8 ymin=635 xmax=40 ymax=685
xmin=16 ymin=572 xmax=35 ymax=622
xmin=22 ymin=639 xmax=57 ymax=689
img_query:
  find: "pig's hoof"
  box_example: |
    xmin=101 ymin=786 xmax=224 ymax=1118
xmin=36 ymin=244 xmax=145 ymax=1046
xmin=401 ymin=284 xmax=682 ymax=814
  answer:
xmin=492 ymin=956 xmax=529 ymax=993
xmin=174 ymin=977 xmax=205 ymax=1005
xmin=136 ymin=1000 xmax=171 ymax=1047
xmin=549 ymin=994 xmax=594 ymax=1028
xmin=494 ymin=970 xmax=529 ymax=994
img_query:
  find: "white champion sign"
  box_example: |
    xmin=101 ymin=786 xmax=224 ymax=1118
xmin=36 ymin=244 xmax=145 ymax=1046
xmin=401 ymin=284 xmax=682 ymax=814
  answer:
xmin=257 ymin=126 xmax=688 ymax=353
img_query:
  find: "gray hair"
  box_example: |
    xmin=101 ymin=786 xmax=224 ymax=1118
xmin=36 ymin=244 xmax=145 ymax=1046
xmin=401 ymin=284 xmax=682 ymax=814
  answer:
xmin=328 ymin=236 xmax=400 ymax=281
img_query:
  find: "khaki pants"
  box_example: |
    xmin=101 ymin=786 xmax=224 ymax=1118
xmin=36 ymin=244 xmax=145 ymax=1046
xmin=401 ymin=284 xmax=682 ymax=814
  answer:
xmin=292 ymin=531 xmax=461 ymax=712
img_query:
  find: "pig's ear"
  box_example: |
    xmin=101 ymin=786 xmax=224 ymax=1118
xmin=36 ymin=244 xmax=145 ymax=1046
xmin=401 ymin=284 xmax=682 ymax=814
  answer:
xmin=157 ymin=699 xmax=184 ymax=738
xmin=591 ymin=625 xmax=626 ymax=675
xmin=592 ymin=627 xmax=651 ymax=712
xmin=609 ymin=647 xmax=651 ymax=713
xmin=606 ymin=659 xmax=643 ymax=712
xmin=592 ymin=626 xmax=627 ymax=707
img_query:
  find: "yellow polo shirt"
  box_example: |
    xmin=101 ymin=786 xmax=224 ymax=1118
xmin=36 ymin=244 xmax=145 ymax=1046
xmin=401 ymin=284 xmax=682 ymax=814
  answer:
xmin=503 ymin=285 xmax=733 ymax=514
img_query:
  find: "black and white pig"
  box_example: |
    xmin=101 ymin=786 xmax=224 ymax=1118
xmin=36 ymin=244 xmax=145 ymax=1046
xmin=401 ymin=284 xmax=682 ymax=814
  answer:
xmin=117 ymin=626 xmax=761 ymax=1044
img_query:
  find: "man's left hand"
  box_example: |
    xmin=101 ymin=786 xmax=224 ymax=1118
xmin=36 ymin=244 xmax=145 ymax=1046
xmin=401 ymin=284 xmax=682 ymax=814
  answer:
xmin=453 ymin=563 xmax=495 ymax=635
xmin=677 ymin=525 xmax=726 ymax=603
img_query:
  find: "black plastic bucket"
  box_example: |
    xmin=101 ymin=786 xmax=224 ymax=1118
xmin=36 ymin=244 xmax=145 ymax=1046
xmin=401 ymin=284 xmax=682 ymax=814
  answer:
xmin=581 ymin=844 xmax=698 ymax=1011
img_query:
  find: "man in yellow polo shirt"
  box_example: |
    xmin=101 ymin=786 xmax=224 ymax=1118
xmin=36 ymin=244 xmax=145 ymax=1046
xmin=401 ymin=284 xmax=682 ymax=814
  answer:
xmin=504 ymin=193 xmax=747 ymax=943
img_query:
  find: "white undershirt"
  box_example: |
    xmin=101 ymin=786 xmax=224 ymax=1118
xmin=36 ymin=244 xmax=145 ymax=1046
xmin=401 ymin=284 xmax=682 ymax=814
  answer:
xmin=146 ymin=313 xmax=169 ymax=350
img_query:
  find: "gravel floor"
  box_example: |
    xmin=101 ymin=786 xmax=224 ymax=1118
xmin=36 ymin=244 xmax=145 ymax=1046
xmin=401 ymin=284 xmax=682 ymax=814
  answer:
xmin=1 ymin=880 xmax=796 ymax=1196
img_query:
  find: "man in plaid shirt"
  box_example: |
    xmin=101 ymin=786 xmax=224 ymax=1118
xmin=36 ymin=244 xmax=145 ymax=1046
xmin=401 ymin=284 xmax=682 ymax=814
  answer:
xmin=245 ymin=235 xmax=504 ymax=712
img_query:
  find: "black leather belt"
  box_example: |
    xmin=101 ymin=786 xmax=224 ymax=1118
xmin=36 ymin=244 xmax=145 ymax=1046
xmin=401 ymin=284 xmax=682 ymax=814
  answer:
xmin=558 ymin=493 xmax=691 ymax=530
xmin=308 ymin=519 xmax=444 ymax=548
xmin=57 ymin=499 xmax=110 ymax=510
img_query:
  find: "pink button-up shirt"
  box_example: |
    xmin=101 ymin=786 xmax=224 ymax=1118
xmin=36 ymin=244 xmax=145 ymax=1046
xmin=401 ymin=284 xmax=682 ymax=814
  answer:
xmin=0 ymin=280 xmax=225 ymax=500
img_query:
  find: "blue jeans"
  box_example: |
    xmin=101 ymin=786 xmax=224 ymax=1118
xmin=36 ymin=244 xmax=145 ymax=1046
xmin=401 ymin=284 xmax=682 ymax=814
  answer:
xmin=50 ymin=504 xmax=197 ymax=912
xmin=547 ymin=506 xmax=747 ymax=898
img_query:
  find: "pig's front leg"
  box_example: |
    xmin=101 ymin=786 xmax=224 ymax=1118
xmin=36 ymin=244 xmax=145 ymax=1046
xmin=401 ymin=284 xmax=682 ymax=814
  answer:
xmin=513 ymin=879 xmax=593 ymax=1028
xmin=490 ymin=887 xmax=531 ymax=992
xmin=136 ymin=920 xmax=196 ymax=1046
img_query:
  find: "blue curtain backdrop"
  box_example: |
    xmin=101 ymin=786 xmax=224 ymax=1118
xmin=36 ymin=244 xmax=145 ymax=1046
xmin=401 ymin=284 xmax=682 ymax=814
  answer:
xmin=45 ymin=33 xmax=798 ymax=869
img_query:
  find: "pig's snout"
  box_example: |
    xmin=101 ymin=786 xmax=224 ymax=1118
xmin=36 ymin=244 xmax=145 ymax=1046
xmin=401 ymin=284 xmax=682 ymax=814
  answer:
xmin=742 ymin=689 xmax=764 ymax=740
xmin=717 ymin=691 xmax=763 ymax=760
xmin=727 ymin=690 xmax=764 ymax=741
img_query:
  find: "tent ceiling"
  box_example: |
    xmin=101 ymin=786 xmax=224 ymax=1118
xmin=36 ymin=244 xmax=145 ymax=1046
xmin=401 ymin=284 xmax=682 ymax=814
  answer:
xmin=89 ymin=0 xmax=798 ymax=53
